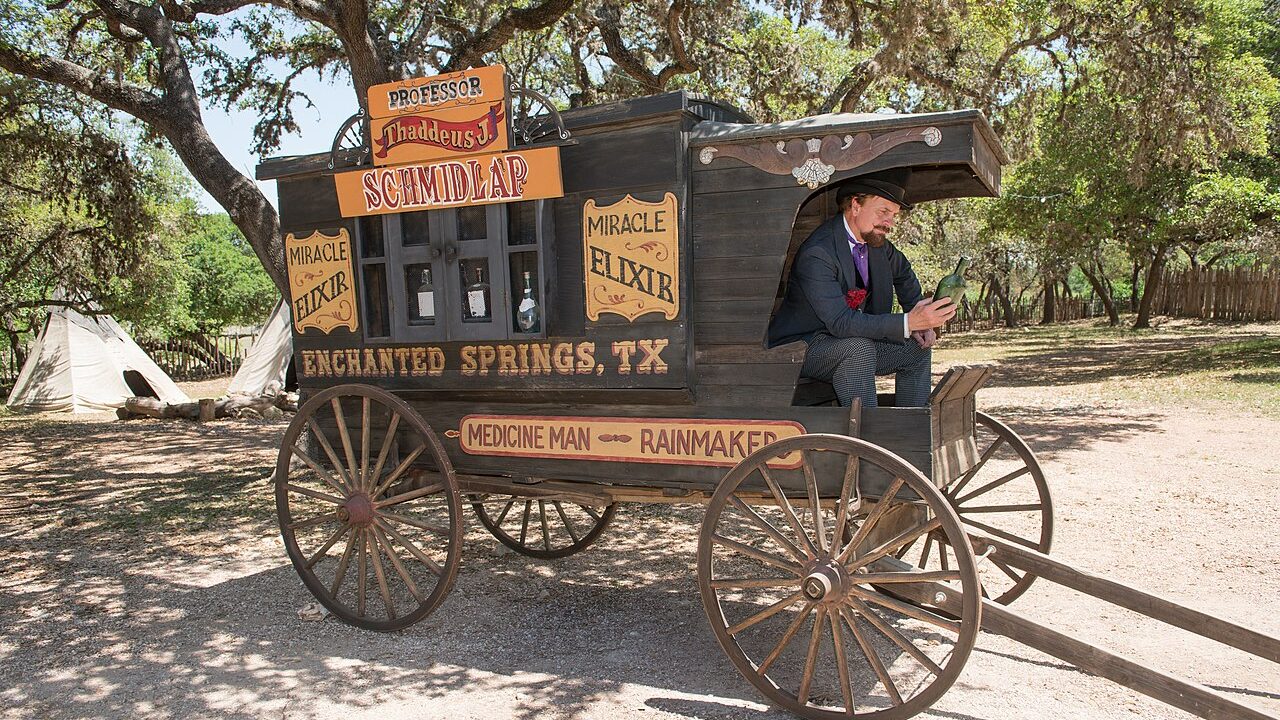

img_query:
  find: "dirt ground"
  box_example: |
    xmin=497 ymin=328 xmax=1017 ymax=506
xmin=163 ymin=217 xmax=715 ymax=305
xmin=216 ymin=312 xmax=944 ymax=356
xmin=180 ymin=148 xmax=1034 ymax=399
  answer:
xmin=1 ymin=319 xmax=1278 ymax=720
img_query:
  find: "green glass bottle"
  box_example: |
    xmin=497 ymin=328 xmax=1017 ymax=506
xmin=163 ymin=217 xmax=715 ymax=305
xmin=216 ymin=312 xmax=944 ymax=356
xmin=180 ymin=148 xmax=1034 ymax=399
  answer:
xmin=933 ymin=256 xmax=970 ymax=306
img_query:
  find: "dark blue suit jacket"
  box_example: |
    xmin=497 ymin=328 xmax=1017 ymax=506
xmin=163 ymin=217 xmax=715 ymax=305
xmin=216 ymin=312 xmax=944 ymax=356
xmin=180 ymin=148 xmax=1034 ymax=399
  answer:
xmin=767 ymin=214 xmax=925 ymax=348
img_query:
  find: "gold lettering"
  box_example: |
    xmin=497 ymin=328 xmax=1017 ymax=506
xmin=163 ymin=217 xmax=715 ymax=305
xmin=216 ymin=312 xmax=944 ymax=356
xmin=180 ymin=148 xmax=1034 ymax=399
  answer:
xmin=575 ymin=342 xmax=595 ymax=374
xmin=637 ymin=338 xmax=670 ymax=375
xmin=476 ymin=345 xmax=496 ymax=376
xmin=612 ymin=340 xmax=637 ymax=375
xmin=331 ymin=351 xmax=346 ymax=375
xmin=551 ymin=343 xmax=575 ymax=375
xmin=497 ymin=345 xmax=518 ymax=376
xmin=411 ymin=347 xmax=428 ymax=375
xmin=427 ymin=348 xmax=446 ymax=376
xmin=302 ymin=350 xmax=318 ymax=377
xmin=460 ymin=346 xmax=477 ymax=376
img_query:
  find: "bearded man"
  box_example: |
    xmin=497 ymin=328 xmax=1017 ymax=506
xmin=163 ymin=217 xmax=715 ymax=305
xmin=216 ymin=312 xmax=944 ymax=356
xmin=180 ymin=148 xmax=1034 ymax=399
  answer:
xmin=767 ymin=168 xmax=956 ymax=407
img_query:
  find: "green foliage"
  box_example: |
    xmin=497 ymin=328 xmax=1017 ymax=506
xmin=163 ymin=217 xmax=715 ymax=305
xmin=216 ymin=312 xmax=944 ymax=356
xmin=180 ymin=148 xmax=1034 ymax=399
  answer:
xmin=182 ymin=213 xmax=280 ymax=333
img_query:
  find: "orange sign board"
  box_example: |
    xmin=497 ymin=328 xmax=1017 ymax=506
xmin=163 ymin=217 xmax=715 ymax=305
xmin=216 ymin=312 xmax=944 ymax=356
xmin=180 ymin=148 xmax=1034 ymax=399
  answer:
xmin=366 ymin=65 xmax=510 ymax=166
xmin=583 ymin=193 xmax=680 ymax=322
xmin=456 ymin=415 xmax=805 ymax=469
xmin=333 ymin=146 xmax=563 ymax=218
xmin=285 ymin=229 xmax=358 ymax=334
xmin=367 ymin=65 xmax=507 ymax=119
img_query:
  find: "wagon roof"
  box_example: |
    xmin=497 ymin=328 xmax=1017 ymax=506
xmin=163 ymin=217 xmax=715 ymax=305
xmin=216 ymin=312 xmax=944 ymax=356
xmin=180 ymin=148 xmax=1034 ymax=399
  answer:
xmin=689 ymin=108 xmax=1011 ymax=165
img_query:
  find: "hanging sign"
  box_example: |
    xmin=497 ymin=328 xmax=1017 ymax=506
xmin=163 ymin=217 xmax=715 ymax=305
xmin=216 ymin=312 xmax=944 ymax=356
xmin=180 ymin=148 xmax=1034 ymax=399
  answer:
xmin=583 ymin=193 xmax=680 ymax=322
xmin=333 ymin=146 xmax=563 ymax=218
xmin=366 ymin=65 xmax=510 ymax=166
xmin=285 ymin=228 xmax=358 ymax=334
xmin=455 ymin=415 xmax=806 ymax=469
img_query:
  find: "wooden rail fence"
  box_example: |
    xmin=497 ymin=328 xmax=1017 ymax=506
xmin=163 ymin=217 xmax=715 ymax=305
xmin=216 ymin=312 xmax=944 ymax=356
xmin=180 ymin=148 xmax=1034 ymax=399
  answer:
xmin=1154 ymin=266 xmax=1280 ymax=321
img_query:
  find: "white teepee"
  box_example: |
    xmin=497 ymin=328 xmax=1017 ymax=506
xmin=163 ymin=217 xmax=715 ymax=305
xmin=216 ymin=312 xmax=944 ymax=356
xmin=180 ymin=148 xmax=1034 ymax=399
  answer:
xmin=6 ymin=305 xmax=191 ymax=413
xmin=226 ymin=299 xmax=293 ymax=396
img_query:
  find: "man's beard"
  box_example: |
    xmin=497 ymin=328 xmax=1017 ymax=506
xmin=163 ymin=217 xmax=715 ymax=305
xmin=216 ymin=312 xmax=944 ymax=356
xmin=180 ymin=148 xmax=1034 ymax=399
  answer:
xmin=864 ymin=226 xmax=891 ymax=247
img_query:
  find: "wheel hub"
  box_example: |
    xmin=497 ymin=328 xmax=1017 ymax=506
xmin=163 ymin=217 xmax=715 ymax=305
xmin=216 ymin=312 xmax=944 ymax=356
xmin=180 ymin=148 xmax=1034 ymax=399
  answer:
xmin=801 ymin=562 xmax=847 ymax=603
xmin=339 ymin=493 xmax=374 ymax=527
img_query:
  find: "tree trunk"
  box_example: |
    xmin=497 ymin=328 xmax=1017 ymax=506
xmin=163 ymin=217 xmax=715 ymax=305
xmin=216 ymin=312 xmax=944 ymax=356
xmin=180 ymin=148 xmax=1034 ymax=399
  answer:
xmin=989 ymin=274 xmax=1018 ymax=328
xmin=1133 ymin=244 xmax=1170 ymax=329
xmin=1129 ymin=260 xmax=1142 ymax=311
xmin=1040 ymin=277 xmax=1057 ymax=324
xmin=1080 ymin=263 xmax=1120 ymax=326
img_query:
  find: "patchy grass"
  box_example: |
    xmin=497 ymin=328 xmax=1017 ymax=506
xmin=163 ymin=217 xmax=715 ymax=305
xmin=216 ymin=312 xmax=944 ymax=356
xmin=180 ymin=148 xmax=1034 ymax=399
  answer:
xmin=935 ymin=317 xmax=1280 ymax=417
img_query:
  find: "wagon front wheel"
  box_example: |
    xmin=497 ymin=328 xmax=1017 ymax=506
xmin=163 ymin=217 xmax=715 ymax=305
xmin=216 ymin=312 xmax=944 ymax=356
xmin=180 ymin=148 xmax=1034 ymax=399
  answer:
xmin=470 ymin=495 xmax=616 ymax=559
xmin=699 ymin=434 xmax=980 ymax=719
xmin=276 ymin=384 xmax=463 ymax=632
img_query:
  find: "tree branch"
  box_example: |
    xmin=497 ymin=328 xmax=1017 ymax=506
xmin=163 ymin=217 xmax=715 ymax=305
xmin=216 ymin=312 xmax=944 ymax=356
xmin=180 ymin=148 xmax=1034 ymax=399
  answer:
xmin=444 ymin=0 xmax=575 ymax=72
xmin=0 ymin=43 xmax=163 ymax=121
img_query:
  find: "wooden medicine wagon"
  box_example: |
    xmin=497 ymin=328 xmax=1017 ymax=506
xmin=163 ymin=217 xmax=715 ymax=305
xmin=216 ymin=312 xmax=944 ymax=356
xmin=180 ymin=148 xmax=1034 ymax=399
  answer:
xmin=256 ymin=67 xmax=1279 ymax=720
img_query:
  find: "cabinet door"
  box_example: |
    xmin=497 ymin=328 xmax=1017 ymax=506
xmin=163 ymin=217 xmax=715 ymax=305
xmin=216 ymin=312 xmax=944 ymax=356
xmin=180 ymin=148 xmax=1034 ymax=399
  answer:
xmin=387 ymin=211 xmax=447 ymax=342
xmin=442 ymin=205 xmax=509 ymax=341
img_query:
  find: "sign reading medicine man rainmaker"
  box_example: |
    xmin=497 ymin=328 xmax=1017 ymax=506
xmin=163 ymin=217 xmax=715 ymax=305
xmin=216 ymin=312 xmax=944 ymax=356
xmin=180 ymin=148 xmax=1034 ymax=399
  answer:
xmin=583 ymin=193 xmax=680 ymax=322
xmin=285 ymin=229 xmax=358 ymax=334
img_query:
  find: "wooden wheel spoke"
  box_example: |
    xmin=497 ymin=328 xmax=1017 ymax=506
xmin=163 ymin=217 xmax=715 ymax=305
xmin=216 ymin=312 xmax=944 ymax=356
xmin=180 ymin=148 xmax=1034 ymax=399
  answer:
xmin=758 ymin=466 xmax=818 ymax=559
xmin=305 ymin=523 xmax=349 ymax=569
xmin=728 ymin=496 xmax=808 ymax=564
xmin=831 ymin=449 xmax=861 ymax=564
xmin=711 ymin=577 xmax=801 ymax=590
xmin=372 ymin=524 xmax=424 ymax=603
xmin=329 ymin=528 xmax=357 ymax=595
xmin=800 ymin=451 xmax=826 ymax=554
xmin=365 ymin=413 xmax=401 ymax=496
xmin=828 ymin=610 xmax=856 ymax=715
xmin=373 ymin=481 xmax=444 ymax=509
xmin=954 ymin=466 xmax=1031 ymax=505
xmin=356 ymin=529 xmax=368 ymax=617
xmin=712 ymin=533 xmax=804 ymax=576
xmin=553 ymin=501 xmax=580 ymax=543
xmin=495 ymin=498 xmax=516 ymax=525
xmin=367 ymin=527 xmax=397 ymax=619
xmin=581 ymin=504 xmax=602 ymax=521
xmin=839 ymin=606 xmax=903 ymax=706
xmin=855 ymin=570 xmax=962 ymax=585
xmin=519 ymin=500 xmax=532 ymax=545
xmin=992 ymin=556 xmax=1026 ymax=583
xmin=847 ymin=597 xmax=945 ymax=677
xmin=539 ymin=500 xmax=551 ymax=551
xmin=962 ymin=517 xmax=1040 ymax=549
xmin=939 ymin=545 xmax=950 ymax=572
xmin=288 ymin=512 xmax=337 ymax=531
xmin=836 ymin=477 xmax=905 ymax=563
xmin=849 ymin=586 xmax=960 ymax=633
xmin=726 ymin=590 xmax=806 ymax=636
xmin=286 ymin=483 xmax=345 ymax=505
xmin=359 ymin=397 xmax=371 ymax=491
xmin=290 ymin=445 xmax=349 ymax=497
xmin=797 ymin=606 xmax=827 ymax=705
xmin=917 ymin=532 xmax=934 ymax=568
xmin=330 ymin=398 xmax=362 ymax=491
xmin=376 ymin=519 xmax=443 ymax=576
xmin=848 ymin=517 xmax=943 ymax=571
xmin=378 ymin=509 xmax=450 ymax=536
xmin=305 ymin=417 xmax=354 ymax=491
xmin=757 ymin=601 xmax=815 ymax=674
xmin=947 ymin=436 xmax=1005 ymax=499
xmin=956 ymin=503 xmax=1043 ymax=514
xmin=370 ymin=444 xmax=427 ymax=499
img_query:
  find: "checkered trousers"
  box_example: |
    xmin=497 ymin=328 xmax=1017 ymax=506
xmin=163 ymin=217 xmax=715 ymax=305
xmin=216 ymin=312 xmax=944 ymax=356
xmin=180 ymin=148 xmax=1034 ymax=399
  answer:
xmin=800 ymin=333 xmax=932 ymax=408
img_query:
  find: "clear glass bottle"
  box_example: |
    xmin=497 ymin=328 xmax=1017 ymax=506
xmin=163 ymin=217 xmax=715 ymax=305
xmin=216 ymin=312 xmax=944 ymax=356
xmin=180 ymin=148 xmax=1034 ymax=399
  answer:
xmin=414 ymin=266 xmax=435 ymax=322
xmin=516 ymin=270 xmax=540 ymax=333
xmin=464 ymin=266 xmax=491 ymax=321
xmin=933 ymin=256 xmax=970 ymax=306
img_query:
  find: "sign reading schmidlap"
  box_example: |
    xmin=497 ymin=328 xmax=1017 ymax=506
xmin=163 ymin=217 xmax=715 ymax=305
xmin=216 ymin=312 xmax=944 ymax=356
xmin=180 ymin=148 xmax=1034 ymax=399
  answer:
xmin=285 ymin=229 xmax=358 ymax=334
xmin=583 ymin=193 xmax=680 ymax=322
xmin=367 ymin=65 xmax=510 ymax=167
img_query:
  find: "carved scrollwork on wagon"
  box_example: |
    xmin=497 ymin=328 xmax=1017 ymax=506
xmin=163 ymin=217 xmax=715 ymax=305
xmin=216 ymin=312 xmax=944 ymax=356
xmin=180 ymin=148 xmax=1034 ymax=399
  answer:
xmin=507 ymin=84 xmax=571 ymax=146
xmin=699 ymin=125 xmax=943 ymax=189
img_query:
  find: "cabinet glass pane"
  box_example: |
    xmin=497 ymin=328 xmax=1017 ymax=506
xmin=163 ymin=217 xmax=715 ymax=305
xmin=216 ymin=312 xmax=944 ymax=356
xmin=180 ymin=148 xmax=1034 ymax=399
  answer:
xmin=507 ymin=202 xmax=537 ymax=246
xmin=402 ymin=210 xmax=431 ymax=246
xmin=363 ymin=264 xmax=390 ymax=337
xmin=459 ymin=258 xmax=493 ymax=323
xmin=359 ymin=216 xmax=384 ymax=258
xmin=457 ymin=205 xmax=488 ymax=241
xmin=509 ymin=252 xmax=540 ymax=333
xmin=405 ymin=263 xmax=436 ymax=326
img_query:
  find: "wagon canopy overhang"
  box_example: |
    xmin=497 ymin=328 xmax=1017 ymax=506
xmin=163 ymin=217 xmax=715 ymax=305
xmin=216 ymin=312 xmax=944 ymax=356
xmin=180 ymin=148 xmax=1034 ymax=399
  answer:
xmin=689 ymin=109 xmax=1010 ymax=204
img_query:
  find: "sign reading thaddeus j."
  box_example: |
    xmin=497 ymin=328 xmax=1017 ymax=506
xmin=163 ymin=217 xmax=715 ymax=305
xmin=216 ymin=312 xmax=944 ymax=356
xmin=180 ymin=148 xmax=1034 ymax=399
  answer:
xmin=583 ymin=193 xmax=680 ymax=322
xmin=367 ymin=65 xmax=510 ymax=167
xmin=285 ymin=229 xmax=358 ymax=334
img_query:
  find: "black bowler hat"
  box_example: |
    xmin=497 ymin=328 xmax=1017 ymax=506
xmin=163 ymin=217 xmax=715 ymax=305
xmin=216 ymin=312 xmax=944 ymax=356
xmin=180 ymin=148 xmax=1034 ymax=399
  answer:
xmin=836 ymin=168 xmax=913 ymax=210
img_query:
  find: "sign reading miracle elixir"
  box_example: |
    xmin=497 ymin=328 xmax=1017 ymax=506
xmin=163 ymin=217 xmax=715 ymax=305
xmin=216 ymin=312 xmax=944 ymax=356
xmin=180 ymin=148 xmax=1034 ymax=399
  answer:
xmin=582 ymin=193 xmax=680 ymax=322
xmin=285 ymin=228 xmax=358 ymax=334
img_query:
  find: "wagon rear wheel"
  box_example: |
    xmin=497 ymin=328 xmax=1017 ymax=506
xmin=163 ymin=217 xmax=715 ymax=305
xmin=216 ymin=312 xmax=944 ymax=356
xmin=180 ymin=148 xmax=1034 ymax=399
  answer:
xmin=896 ymin=411 xmax=1052 ymax=605
xmin=276 ymin=384 xmax=463 ymax=632
xmin=470 ymin=495 xmax=616 ymax=558
xmin=699 ymin=434 xmax=980 ymax=719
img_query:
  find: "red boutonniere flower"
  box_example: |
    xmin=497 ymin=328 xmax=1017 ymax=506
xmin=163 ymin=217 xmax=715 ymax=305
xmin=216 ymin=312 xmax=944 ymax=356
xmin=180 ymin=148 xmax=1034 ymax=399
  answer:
xmin=845 ymin=288 xmax=868 ymax=311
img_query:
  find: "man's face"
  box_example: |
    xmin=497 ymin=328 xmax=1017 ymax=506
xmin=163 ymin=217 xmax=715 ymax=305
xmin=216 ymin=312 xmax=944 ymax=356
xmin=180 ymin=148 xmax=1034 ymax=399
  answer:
xmin=844 ymin=194 xmax=901 ymax=248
